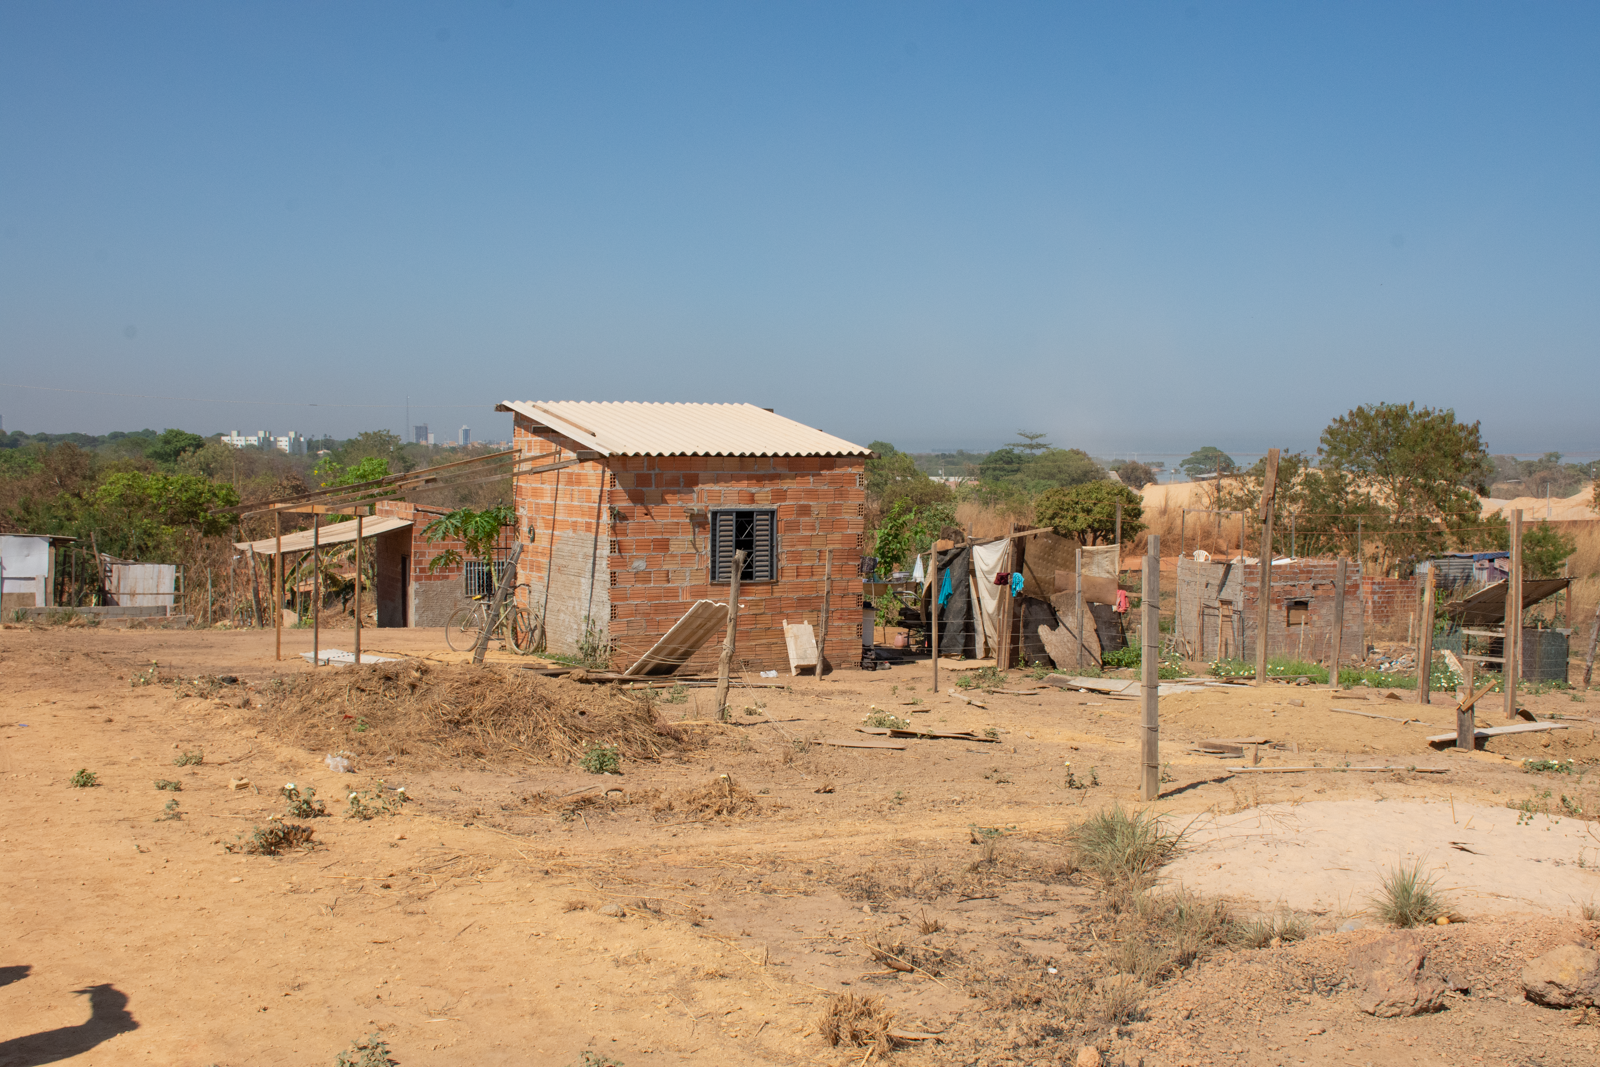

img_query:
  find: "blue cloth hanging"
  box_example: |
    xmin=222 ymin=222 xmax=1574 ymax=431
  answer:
xmin=938 ymin=569 xmax=953 ymax=607
xmin=1010 ymin=571 xmax=1024 ymax=597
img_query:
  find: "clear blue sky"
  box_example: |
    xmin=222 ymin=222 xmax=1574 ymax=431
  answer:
xmin=2 ymin=2 xmax=1596 ymax=462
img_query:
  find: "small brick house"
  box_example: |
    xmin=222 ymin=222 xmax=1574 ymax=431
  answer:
xmin=495 ymin=401 xmax=871 ymax=673
xmin=1175 ymin=555 xmax=1365 ymax=663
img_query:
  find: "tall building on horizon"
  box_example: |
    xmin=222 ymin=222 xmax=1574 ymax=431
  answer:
xmin=459 ymin=425 xmax=470 ymax=447
xmin=414 ymin=424 xmax=428 ymax=445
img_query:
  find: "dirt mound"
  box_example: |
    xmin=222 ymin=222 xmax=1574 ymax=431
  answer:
xmin=257 ymin=661 xmax=692 ymax=769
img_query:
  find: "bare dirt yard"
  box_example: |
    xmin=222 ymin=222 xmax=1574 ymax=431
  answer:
xmin=2 ymin=623 xmax=1599 ymax=1066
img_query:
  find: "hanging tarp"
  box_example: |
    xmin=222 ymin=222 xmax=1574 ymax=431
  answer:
xmin=970 ymin=539 xmax=1008 ymax=658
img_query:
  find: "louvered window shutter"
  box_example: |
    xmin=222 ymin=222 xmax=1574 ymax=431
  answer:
xmin=712 ymin=511 xmax=736 ymax=582
xmin=751 ymin=511 xmax=774 ymax=581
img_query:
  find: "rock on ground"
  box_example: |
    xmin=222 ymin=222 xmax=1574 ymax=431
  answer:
xmin=1521 ymin=943 xmax=1600 ymax=1008
xmin=1347 ymin=931 xmax=1448 ymax=1018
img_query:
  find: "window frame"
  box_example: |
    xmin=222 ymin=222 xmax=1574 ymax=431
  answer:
xmin=709 ymin=507 xmax=778 ymax=584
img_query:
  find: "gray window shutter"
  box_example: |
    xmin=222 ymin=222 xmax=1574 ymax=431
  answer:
xmin=752 ymin=511 xmax=774 ymax=581
xmin=712 ymin=511 xmax=736 ymax=582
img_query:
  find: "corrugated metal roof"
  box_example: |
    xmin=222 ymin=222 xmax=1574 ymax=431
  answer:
xmin=233 ymin=517 xmax=412 ymax=556
xmin=494 ymin=401 xmax=872 ymax=458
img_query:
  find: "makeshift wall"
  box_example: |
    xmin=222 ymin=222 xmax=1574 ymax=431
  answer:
xmin=105 ymin=562 xmax=175 ymax=608
xmin=0 ymin=535 xmax=52 ymax=611
xmin=1177 ymin=556 xmax=1364 ymax=663
xmin=1361 ymin=576 xmax=1419 ymax=638
xmin=511 ymin=415 xmax=866 ymax=671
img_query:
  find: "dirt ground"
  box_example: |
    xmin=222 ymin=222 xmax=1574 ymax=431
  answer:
xmin=2 ymin=624 xmax=1599 ymax=1067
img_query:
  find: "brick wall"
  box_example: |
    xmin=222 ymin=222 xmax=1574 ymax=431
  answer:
xmin=1176 ymin=556 xmax=1365 ymax=663
xmin=373 ymin=500 xmax=517 ymax=627
xmin=511 ymin=415 xmax=867 ymax=671
xmin=1360 ymin=577 xmax=1419 ymax=640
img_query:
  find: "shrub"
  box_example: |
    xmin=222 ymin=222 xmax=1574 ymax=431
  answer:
xmin=1370 ymin=860 xmax=1451 ymax=927
xmin=281 ymin=783 xmax=327 ymax=818
xmin=863 ymin=709 xmax=910 ymax=730
xmin=580 ymin=743 xmax=622 ymax=775
xmin=69 ymin=769 xmax=99 ymax=788
xmin=153 ymin=779 xmax=182 ymax=791
xmin=226 ymin=823 xmax=318 ymax=855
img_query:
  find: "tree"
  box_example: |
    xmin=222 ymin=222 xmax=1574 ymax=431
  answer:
xmin=871 ymin=497 xmax=955 ymax=577
xmin=1009 ymin=431 xmax=1052 ymax=454
xmin=423 ymin=504 xmax=516 ymax=586
xmin=978 ymin=447 xmax=1028 ymax=483
xmin=1115 ymin=460 xmax=1157 ymax=490
xmin=145 ymin=428 xmax=206 ymax=467
xmin=89 ymin=472 xmax=240 ymax=559
xmin=1521 ymin=521 xmax=1576 ymax=579
xmin=1034 ymin=481 xmax=1144 ymax=546
xmin=1180 ymin=446 xmax=1237 ymax=481
xmin=342 ymin=430 xmax=414 ymax=474
xmin=1030 ymin=448 xmax=1105 ymax=488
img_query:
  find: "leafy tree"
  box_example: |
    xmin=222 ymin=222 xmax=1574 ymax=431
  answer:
xmin=342 ymin=430 xmax=414 ymax=474
xmin=1030 ymin=448 xmax=1104 ymax=488
xmin=1034 ymin=481 xmax=1144 ymax=546
xmin=88 ymin=472 xmax=240 ymax=559
xmin=145 ymin=428 xmax=206 ymax=467
xmin=1180 ymin=446 xmax=1237 ymax=481
xmin=1115 ymin=460 xmax=1157 ymax=490
xmin=1009 ymin=431 xmax=1052 ymax=454
xmin=871 ymin=497 xmax=956 ymax=577
xmin=978 ymin=447 xmax=1028 ymax=483
xmin=865 ymin=442 xmax=952 ymax=514
xmin=1521 ymin=521 xmax=1576 ymax=579
xmin=314 ymin=455 xmax=390 ymax=489
xmin=423 ymin=504 xmax=516 ymax=584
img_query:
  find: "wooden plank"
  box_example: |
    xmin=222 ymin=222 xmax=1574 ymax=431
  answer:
xmin=1417 ymin=568 xmax=1436 ymax=705
xmin=1043 ymin=675 xmax=1137 ymax=695
xmin=783 ymin=620 xmax=819 ymax=677
xmin=1327 ymin=706 xmax=1420 ymax=725
xmin=714 ymin=550 xmax=747 ymax=720
xmin=1424 ymin=721 xmax=1568 ymax=744
xmin=813 ymin=738 xmax=906 ymax=750
xmin=1331 ymin=557 xmax=1346 ymax=690
xmin=1141 ymin=535 xmax=1160 ymax=801
xmin=1254 ymin=448 xmax=1280 ymax=688
xmin=857 ymin=727 xmax=998 ymax=742
xmin=1227 ymin=765 xmax=1449 ymax=774
xmin=1506 ymin=508 xmax=1522 ymax=720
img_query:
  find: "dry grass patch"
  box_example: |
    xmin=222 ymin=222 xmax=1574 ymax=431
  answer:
xmin=258 ymin=662 xmax=693 ymax=769
xmin=819 ymin=992 xmax=897 ymax=1053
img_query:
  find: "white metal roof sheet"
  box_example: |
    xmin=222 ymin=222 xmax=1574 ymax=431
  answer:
xmin=494 ymin=401 xmax=872 ymax=458
xmin=233 ymin=517 xmax=411 ymax=556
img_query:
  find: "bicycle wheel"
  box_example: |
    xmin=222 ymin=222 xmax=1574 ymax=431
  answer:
xmin=445 ymin=606 xmax=484 ymax=652
xmin=510 ymin=607 xmax=536 ymax=653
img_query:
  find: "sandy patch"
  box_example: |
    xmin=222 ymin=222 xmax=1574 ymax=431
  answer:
xmin=1161 ymin=799 xmax=1600 ymax=918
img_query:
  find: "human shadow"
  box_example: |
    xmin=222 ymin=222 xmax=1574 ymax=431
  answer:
xmin=0 ymin=983 xmax=138 ymax=1066
xmin=0 ymin=967 xmax=30 ymax=990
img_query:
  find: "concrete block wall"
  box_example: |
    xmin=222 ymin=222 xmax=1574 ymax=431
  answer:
xmin=511 ymin=415 xmax=867 ymax=671
xmin=373 ymin=500 xmax=516 ymax=627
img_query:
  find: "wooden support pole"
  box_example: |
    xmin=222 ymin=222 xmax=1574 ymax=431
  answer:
xmin=930 ymin=549 xmax=940 ymax=693
xmin=1417 ymin=566 xmax=1436 ymax=705
xmin=1141 ymin=535 xmax=1161 ymax=801
xmin=1254 ymin=448 xmax=1281 ymax=686
xmin=311 ymin=514 xmax=321 ymax=666
xmin=1584 ymin=594 xmax=1600 ymax=687
xmin=274 ymin=512 xmax=282 ymax=661
xmin=1458 ymin=655 xmax=1479 ymax=750
xmin=473 ymin=541 xmax=523 ymax=666
xmin=1505 ymin=509 xmax=1522 ymax=720
xmin=1330 ymin=557 xmax=1347 ymax=689
xmin=206 ymin=567 xmax=212 ymax=628
xmin=714 ymin=549 xmax=748 ymax=721
xmin=1074 ymin=547 xmax=1085 ymax=669
xmin=816 ymin=547 xmax=833 ymax=677
xmin=1114 ymin=502 xmax=1122 ymax=549
xmin=354 ymin=512 xmax=363 ymax=666
xmin=996 ymin=531 xmax=1016 ymax=669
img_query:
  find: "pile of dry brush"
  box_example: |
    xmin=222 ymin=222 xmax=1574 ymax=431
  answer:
xmin=258 ymin=661 xmax=693 ymax=769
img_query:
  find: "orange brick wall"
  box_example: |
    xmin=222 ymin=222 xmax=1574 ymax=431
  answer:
xmin=511 ymin=415 xmax=867 ymax=671
xmin=373 ymin=499 xmax=518 ymax=626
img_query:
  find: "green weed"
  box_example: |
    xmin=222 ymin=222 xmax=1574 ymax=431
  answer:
xmin=662 ymin=683 xmax=688 ymax=704
xmin=1067 ymin=805 xmax=1183 ymax=898
xmin=156 ymin=798 xmax=183 ymax=822
xmin=863 ymin=709 xmax=910 ymax=730
xmin=346 ymin=781 xmax=410 ymax=819
xmin=1370 ymin=860 xmax=1451 ymax=927
xmin=173 ymin=750 xmax=204 ymax=767
xmin=579 ymin=743 xmax=621 ymax=775
xmin=335 ymin=1031 xmax=396 ymax=1067
xmin=226 ymin=822 xmax=318 ymax=855
xmin=281 ymin=783 xmax=327 ymax=818
xmin=69 ymin=768 xmax=99 ymax=788
xmin=153 ymin=779 xmax=182 ymax=791
xmin=1522 ymin=758 xmax=1576 ymax=775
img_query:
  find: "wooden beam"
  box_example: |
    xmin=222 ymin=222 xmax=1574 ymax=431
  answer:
xmin=1330 ymin=557 xmax=1346 ymax=689
xmin=1505 ymin=508 xmax=1522 ymax=720
xmin=1417 ymin=567 xmax=1436 ymax=705
xmin=1141 ymin=535 xmax=1161 ymax=801
xmin=1254 ymin=447 xmax=1281 ymax=687
xmin=714 ymin=549 xmax=748 ymax=721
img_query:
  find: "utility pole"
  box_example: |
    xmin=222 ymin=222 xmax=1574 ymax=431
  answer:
xmin=1254 ymin=448 xmax=1281 ymax=686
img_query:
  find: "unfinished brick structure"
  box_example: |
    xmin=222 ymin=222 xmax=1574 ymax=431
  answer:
xmin=497 ymin=401 xmax=871 ymax=672
xmin=369 ymin=500 xmax=518 ymax=627
xmin=1175 ymin=556 xmax=1364 ymax=663
xmin=1360 ymin=576 xmax=1420 ymax=639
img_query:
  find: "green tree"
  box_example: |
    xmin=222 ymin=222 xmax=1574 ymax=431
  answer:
xmin=1009 ymin=431 xmax=1052 ymax=454
xmin=1030 ymin=448 xmax=1105 ymax=488
xmin=342 ymin=430 xmax=414 ymax=474
xmin=1114 ymin=460 xmax=1157 ymax=490
xmin=1521 ymin=521 xmax=1576 ymax=578
xmin=871 ymin=497 xmax=956 ymax=577
xmin=978 ymin=447 xmax=1028 ymax=483
xmin=1034 ymin=481 xmax=1144 ymax=545
xmin=1180 ymin=446 xmax=1237 ymax=481
xmin=423 ymin=504 xmax=516 ymax=583
xmin=145 ymin=428 xmax=206 ymax=467
xmin=314 ymin=455 xmax=390 ymax=489
xmin=865 ymin=441 xmax=951 ymax=514
xmin=88 ymin=472 xmax=240 ymax=559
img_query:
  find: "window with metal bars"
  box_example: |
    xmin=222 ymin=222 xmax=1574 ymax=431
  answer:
xmin=463 ymin=559 xmax=514 ymax=598
xmin=709 ymin=509 xmax=776 ymax=582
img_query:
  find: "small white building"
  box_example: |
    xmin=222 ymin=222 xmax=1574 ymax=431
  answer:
xmin=0 ymin=534 xmax=73 ymax=611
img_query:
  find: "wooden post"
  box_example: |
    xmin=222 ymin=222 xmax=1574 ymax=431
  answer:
xmin=311 ymin=514 xmax=321 ymax=667
xmin=1254 ymin=448 xmax=1281 ymax=686
xmin=1417 ymin=567 xmax=1436 ymax=705
xmin=472 ymin=541 xmax=523 ymax=666
xmin=1584 ymin=595 xmax=1599 ymax=687
xmin=816 ymin=547 xmax=833 ymax=677
xmin=714 ymin=549 xmax=748 ymax=721
xmin=248 ymin=545 xmax=263 ymax=628
xmin=1141 ymin=535 xmax=1161 ymax=801
xmin=1114 ymin=501 xmax=1122 ymax=548
xmin=996 ymin=530 xmax=1016 ymax=668
xmin=1177 ymin=510 xmax=1186 ymax=654
xmin=354 ymin=512 xmax=363 ymax=666
xmin=1458 ymin=656 xmax=1476 ymax=750
xmin=1074 ymin=547 xmax=1085 ymax=668
xmin=206 ymin=567 xmax=212 ymax=628
xmin=274 ymin=512 xmax=282 ymax=661
xmin=1505 ymin=509 xmax=1522 ymax=720
xmin=930 ymin=549 xmax=940 ymax=693
xmin=1330 ymin=557 xmax=1347 ymax=689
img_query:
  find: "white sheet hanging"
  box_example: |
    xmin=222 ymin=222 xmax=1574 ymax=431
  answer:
xmin=970 ymin=540 xmax=1009 ymax=658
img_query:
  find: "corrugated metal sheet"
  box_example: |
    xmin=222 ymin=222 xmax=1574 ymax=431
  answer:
xmin=620 ymin=599 xmax=728 ymax=676
xmin=495 ymin=401 xmax=872 ymax=458
xmin=233 ymin=517 xmax=412 ymax=556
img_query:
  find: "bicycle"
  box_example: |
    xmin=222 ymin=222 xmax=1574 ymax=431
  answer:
xmin=446 ymin=583 xmax=537 ymax=653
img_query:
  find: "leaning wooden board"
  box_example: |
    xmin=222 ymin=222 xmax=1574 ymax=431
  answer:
xmin=857 ymin=726 xmax=999 ymax=743
xmin=1424 ymin=721 xmax=1568 ymax=744
xmin=812 ymin=737 xmax=907 ymax=750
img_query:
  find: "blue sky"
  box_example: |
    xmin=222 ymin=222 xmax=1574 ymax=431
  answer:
xmin=1 ymin=2 xmax=1596 ymax=463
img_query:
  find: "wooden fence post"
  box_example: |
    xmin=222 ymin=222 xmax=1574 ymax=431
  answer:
xmin=1505 ymin=509 xmax=1522 ymax=719
xmin=354 ymin=512 xmax=363 ymax=665
xmin=1141 ymin=535 xmax=1161 ymax=801
xmin=1584 ymin=595 xmax=1599 ymax=687
xmin=1417 ymin=567 xmax=1435 ymax=705
xmin=473 ymin=541 xmax=523 ymax=666
xmin=930 ymin=549 xmax=940 ymax=694
xmin=1330 ymin=557 xmax=1346 ymax=689
xmin=1074 ymin=547 xmax=1085 ymax=669
xmin=274 ymin=512 xmax=282 ymax=661
xmin=1254 ymin=448 xmax=1281 ymax=685
xmin=312 ymin=514 xmax=320 ymax=667
xmin=714 ymin=549 xmax=748 ymax=721
xmin=816 ymin=547 xmax=833 ymax=677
